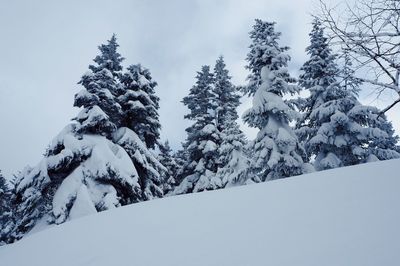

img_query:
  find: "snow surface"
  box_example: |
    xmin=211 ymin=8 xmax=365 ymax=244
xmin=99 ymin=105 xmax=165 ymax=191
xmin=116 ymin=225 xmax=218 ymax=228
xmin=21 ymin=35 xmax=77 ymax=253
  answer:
xmin=1 ymin=159 xmax=400 ymax=266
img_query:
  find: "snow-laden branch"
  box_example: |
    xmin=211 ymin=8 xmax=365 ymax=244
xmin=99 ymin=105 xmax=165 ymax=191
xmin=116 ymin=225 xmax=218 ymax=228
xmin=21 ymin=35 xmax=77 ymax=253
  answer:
xmin=357 ymin=77 xmax=400 ymax=92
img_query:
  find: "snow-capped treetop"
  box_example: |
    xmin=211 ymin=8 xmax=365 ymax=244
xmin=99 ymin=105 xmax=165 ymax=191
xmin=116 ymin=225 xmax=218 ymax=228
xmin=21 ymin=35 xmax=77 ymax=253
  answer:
xmin=243 ymin=21 xmax=299 ymax=132
xmin=243 ymin=20 xmax=297 ymax=97
xmin=299 ymin=19 xmax=337 ymax=90
xmin=183 ymin=65 xmax=216 ymax=124
xmin=89 ymin=34 xmax=124 ymax=75
xmin=74 ymin=35 xmax=124 ymax=137
xmin=296 ymin=19 xmax=346 ymax=127
xmin=119 ymin=64 xmax=161 ymax=149
xmin=213 ymin=56 xmax=240 ymax=130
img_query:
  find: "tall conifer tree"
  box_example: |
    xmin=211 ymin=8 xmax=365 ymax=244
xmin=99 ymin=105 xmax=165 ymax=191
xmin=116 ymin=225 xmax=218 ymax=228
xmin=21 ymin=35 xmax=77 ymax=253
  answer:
xmin=297 ymin=19 xmax=399 ymax=170
xmin=119 ymin=64 xmax=161 ymax=149
xmin=212 ymin=57 xmax=251 ymax=186
xmin=243 ymin=20 xmax=306 ymax=181
xmin=74 ymin=34 xmax=124 ymax=137
xmin=12 ymin=36 xmax=142 ymax=239
xmin=174 ymin=66 xmax=221 ymax=194
xmin=213 ymin=56 xmax=240 ymax=131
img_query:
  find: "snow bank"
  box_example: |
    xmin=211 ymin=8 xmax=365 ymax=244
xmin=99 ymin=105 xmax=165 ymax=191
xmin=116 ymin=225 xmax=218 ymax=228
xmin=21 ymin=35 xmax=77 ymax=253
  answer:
xmin=1 ymin=159 xmax=400 ymax=266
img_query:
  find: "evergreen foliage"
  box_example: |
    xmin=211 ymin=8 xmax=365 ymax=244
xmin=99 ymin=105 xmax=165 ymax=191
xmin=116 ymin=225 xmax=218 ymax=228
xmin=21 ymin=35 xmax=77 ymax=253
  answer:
xmin=174 ymin=66 xmax=221 ymax=194
xmin=10 ymin=35 xmax=165 ymax=240
xmin=4 ymin=20 xmax=400 ymax=247
xmin=296 ymin=19 xmax=399 ymax=170
xmin=243 ymin=20 xmax=306 ymax=181
xmin=213 ymin=56 xmax=240 ymax=131
xmin=119 ymin=64 xmax=161 ymax=149
xmin=113 ymin=127 xmax=166 ymax=200
xmin=74 ymin=34 xmax=124 ymax=137
xmin=0 ymin=171 xmax=13 ymax=245
xmin=158 ymin=141 xmax=179 ymax=194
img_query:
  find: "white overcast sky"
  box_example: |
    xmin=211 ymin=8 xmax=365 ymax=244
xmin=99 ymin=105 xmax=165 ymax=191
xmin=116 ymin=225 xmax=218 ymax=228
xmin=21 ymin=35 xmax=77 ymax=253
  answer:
xmin=0 ymin=0 xmax=399 ymax=178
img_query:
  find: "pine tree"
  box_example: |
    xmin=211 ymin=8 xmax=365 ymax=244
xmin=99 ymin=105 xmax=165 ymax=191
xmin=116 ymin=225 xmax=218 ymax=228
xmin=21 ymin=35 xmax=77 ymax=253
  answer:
xmin=11 ymin=37 xmax=143 ymax=239
xmin=295 ymin=19 xmax=344 ymax=165
xmin=213 ymin=56 xmax=240 ymax=131
xmin=340 ymin=49 xmax=399 ymax=162
xmin=243 ymin=20 xmax=306 ymax=181
xmin=119 ymin=64 xmax=161 ymax=149
xmin=116 ymin=64 xmax=165 ymax=200
xmin=89 ymin=34 xmax=124 ymax=75
xmin=174 ymin=66 xmax=221 ymax=194
xmin=296 ymin=19 xmax=399 ymax=170
xmin=341 ymin=50 xmax=399 ymax=162
xmin=74 ymin=34 xmax=124 ymax=137
xmin=158 ymin=141 xmax=179 ymax=194
xmin=212 ymin=56 xmax=251 ymax=186
xmin=216 ymin=117 xmax=251 ymax=187
xmin=0 ymin=171 xmax=13 ymax=245
xmin=347 ymin=105 xmax=400 ymax=162
xmin=173 ymin=147 xmax=189 ymax=185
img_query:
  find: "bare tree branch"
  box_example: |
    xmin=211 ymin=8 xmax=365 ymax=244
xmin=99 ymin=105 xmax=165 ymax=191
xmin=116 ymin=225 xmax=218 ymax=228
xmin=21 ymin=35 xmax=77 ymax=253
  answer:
xmin=318 ymin=0 xmax=400 ymax=114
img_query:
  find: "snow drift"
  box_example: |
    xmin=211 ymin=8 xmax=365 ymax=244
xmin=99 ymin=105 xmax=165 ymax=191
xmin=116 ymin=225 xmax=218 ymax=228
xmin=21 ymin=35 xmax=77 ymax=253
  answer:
xmin=1 ymin=159 xmax=400 ymax=266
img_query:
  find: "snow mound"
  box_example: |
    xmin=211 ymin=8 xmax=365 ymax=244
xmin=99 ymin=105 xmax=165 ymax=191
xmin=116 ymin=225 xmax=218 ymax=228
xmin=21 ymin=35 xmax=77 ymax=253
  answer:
xmin=1 ymin=159 xmax=400 ymax=266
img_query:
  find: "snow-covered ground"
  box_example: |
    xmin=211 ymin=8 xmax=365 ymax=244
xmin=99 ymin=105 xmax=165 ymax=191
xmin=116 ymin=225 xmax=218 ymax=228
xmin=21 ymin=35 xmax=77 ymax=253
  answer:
xmin=1 ymin=159 xmax=400 ymax=266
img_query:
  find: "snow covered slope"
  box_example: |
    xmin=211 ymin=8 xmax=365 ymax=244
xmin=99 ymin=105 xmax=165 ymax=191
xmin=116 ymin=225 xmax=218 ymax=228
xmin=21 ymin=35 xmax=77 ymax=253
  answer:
xmin=1 ymin=160 xmax=400 ymax=266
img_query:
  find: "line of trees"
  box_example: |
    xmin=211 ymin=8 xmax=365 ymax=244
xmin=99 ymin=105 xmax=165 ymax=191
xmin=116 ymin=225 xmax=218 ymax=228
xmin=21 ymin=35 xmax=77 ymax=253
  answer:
xmin=1 ymin=17 xmax=399 ymax=245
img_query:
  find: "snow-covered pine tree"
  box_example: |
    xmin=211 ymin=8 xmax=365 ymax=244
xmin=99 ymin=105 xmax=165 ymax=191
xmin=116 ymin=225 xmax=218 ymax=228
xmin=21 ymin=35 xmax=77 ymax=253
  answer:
xmin=243 ymin=20 xmax=306 ymax=181
xmin=172 ymin=147 xmax=189 ymax=185
xmin=11 ymin=36 xmax=142 ymax=240
xmin=116 ymin=64 xmax=165 ymax=200
xmin=113 ymin=127 xmax=166 ymax=200
xmin=347 ymin=105 xmax=400 ymax=162
xmin=157 ymin=141 xmax=179 ymax=194
xmin=295 ymin=19 xmax=342 ymax=163
xmin=211 ymin=56 xmax=252 ymax=186
xmin=216 ymin=116 xmax=252 ymax=187
xmin=0 ymin=171 xmax=13 ymax=245
xmin=296 ymin=19 xmax=400 ymax=170
xmin=174 ymin=66 xmax=221 ymax=194
xmin=213 ymin=56 xmax=241 ymax=131
xmin=119 ymin=64 xmax=161 ymax=149
xmin=340 ymin=50 xmax=400 ymax=162
xmin=74 ymin=34 xmax=124 ymax=137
